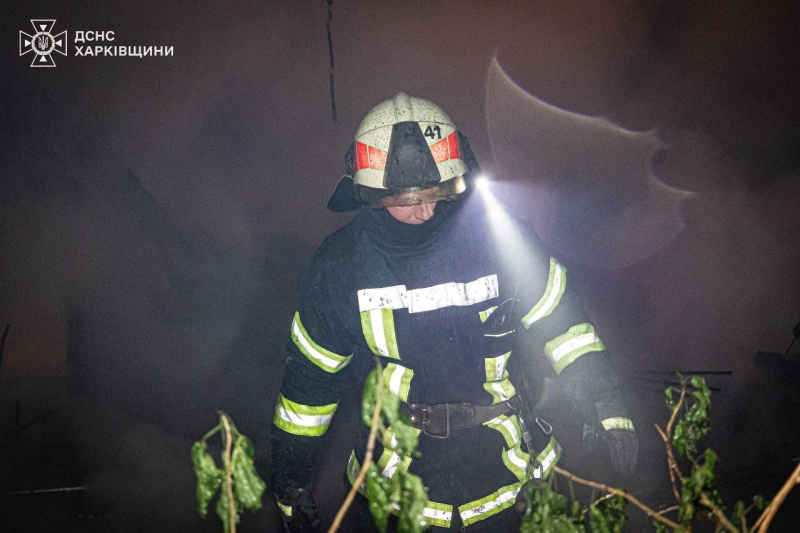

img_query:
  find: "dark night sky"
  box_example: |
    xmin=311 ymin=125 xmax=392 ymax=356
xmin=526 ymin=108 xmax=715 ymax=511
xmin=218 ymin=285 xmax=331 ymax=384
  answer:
xmin=1 ymin=1 xmax=799 ymax=531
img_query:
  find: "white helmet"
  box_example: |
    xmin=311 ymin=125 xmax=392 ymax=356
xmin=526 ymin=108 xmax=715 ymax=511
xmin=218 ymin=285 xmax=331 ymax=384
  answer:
xmin=328 ymin=93 xmax=470 ymax=211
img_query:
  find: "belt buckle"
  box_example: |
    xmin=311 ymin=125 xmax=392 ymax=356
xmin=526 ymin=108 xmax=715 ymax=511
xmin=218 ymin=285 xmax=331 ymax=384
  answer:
xmin=422 ymin=403 xmax=450 ymax=439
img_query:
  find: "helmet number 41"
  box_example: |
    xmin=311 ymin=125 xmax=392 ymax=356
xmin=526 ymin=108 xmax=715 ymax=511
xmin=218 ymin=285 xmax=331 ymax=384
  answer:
xmin=424 ymin=125 xmax=442 ymax=140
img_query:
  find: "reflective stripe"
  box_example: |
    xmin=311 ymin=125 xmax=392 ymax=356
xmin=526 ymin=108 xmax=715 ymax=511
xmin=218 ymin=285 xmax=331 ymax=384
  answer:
xmin=502 ymin=442 xmax=531 ymax=481
xmin=384 ymin=362 xmax=414 ymax=402
xmin=346 ymin=450 xmax=366 ymax=493
xmin=601 ymin=417 xmax=635 ymax=431
xmin=544 ymin=323 xmax=605 ymax=374
xmin=361 ymin=308 xmax=400 ymax=359
xmin=357 ymin=275 xmax=499 ymax=314
xmin=483 ymin=352 xmax=517 ymax=405
xmin=406 ymin=275 xmax=499 ymax=313
xmin=458 ymin=480 xmax=524 ymax=527
xmin=377 ymin=448 xmax=412 ymax=479
xmin=291 ymin=312 xmax=352 ymax=373
xmin=347 ymin=451 xmax=451 ymax=528
xmin=358 ymin=285 xmax=407 ymax=311
xmin=273 ymin=394 xmax=337 ymax=437
xmin=522 ymin=258 xmax=567 ymax=328
xmin=423 ymin=502 xmax=453 ymax=528
xmin=484 ymin=414 xmax=522 ymax=447
xmin=478 ymin=305 xmax=498 ymax=323
xmin=276 ymin=500 xmax=292 ymax=517
xmin=531 ymin=436 xmax=562 ymax=479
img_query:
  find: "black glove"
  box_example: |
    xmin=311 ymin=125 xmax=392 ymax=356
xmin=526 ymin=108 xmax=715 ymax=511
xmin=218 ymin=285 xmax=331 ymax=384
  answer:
xmin=603 ymin=428 xmax=638 ymax=477
xmin=275 ymin=486 xmax=321 ymax=533
xmin=595 ymin=400 xmax=638 ymax=477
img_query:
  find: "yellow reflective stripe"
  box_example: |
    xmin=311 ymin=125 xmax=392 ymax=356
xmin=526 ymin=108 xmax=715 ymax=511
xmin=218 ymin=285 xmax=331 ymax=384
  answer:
xmin=346 ymin=450 xmax=366 ymax=494
xmin=531 ymin=436 xmax=562 ymax=479
xmin=273 ymin=394 xmax=337 ymax=437
xmin=544 ymin=323 xmax=605 ymax=375
xmin=360 ymin=308 xmax=401 ymax=359
xmin=348 ymin=450 xmax=451 ymax=526
xmin=376 ymin=448 xmax=412 ymax=478
xmin=384 ymin=362 xmax=414 ymax=402
xmin=291 ymin=312 xmax=352 ymax=373
xmin=458 ymin=480 xmax=525 ymax=527
xmin=601 ymin=417 xmax=635 ymax=431
xmin=502 ymin=441 xmax=531 ymax=481
xmin=483 ymin=351 xmax=517 ymax=405
xmin=276 ymin=500 xmax=292 ymax=517
xmin=522 ymin=258 xmax=567 ymax=328
xmin=483 ymin=414 xmax=522 ymax=448
xmin=423 ymin=501 xmax=453 ymax=528
xmin=478 ymin=305 xmax=498 ymax=323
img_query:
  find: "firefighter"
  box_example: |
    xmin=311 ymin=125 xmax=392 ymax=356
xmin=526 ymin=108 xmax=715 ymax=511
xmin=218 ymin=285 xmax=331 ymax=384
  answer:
xmin=269 ymin=93 xmax=638 ymax=532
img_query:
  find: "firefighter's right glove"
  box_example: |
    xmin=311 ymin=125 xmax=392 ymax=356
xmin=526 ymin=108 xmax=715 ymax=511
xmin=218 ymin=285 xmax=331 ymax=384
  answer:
xmin=594 ymin=400 xmax=638 ymax=477
xmin=275 ymin=486 xmax=321 ymax=533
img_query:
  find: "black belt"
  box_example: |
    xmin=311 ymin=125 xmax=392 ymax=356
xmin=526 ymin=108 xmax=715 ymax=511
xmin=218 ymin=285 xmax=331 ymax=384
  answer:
xmin=401 ymin=397 xmax=518 ymax=439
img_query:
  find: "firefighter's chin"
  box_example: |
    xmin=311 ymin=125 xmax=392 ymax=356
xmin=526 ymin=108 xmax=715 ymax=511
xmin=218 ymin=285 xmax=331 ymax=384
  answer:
xmin=386 ymin=202 xmax=436 ymax=225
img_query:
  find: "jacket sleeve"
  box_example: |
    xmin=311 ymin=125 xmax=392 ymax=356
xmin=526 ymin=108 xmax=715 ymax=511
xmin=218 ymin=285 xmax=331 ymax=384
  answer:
xmin=513 ymin=224 xmax=630 ymax=428
xmin=269 ymin=249 xmax=355 ymax=497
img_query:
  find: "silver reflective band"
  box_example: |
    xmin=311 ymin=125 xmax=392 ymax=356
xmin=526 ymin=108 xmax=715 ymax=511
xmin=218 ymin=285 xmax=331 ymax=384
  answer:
xmin=273 ymin=394 xmax=337 ymax=437
xmin=532 ymin=437 xmax=561 ymax=479
xmin=601 ymin=417 xmax=635 ymax=431
xmin=276 ymin=407 xmax=333 ymax=429
xmin=423 ymin=505 xmax=452 ymax=526
xmin=458 ymin=481 xmax=523 ymax=527
xmin=550 ymin=331 xmax=600 ymax=362
xmin=506 ymin=445 xmax=529 ymax=475
xmin=522 ymin=258 xmax=567 ymax=328
xmin=358 ymin=275 xmax=499 ymax=314
xmin=544 ymin=323 xmax=606 ymax=374
xmin=291 ymin=312 xmax=352 ymax=373
xmin=384 ymin=362 xmax=414 ymax=401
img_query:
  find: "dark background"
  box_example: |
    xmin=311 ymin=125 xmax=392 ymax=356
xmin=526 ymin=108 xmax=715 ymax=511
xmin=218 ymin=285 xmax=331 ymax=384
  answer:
xmin=1 ymin=1 xmax=799 ymax=531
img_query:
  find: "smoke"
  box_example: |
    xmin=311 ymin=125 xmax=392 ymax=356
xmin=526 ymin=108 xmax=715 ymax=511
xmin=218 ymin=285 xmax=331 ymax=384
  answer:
xmin=1 ymin=0 xmax=798 ymax=531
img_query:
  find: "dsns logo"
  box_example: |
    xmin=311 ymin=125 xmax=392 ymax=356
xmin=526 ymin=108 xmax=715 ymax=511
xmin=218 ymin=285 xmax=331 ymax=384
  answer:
xmin=19 ymin=19 xmax=67 ymax=67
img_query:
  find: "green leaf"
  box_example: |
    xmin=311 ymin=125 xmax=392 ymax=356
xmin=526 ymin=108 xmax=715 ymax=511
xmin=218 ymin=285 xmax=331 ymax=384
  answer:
xmin=391 ymin=419 xmax=420 ymax=458
xmin=520 ymin=482 xmax=585 ymax=533
xmin=191 ymin=441 xmax=223 ymax=519
xmin=231 ymin=435 xmax=266 ymax=512
xmin=754 ymin=494 xmax=768 ymax=511
xmin=366 ymin=464 xmax=392 ymax=532
xmin=397 ymin=471 xmax=428 ymax=533
xmin=589 ymin=494 xmax=626 ymax=533
xmin=362 ymin=369 xmax=379 ymax=427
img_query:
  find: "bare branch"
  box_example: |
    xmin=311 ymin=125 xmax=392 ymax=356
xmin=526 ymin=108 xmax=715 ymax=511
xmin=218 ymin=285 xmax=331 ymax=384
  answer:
xmin=699 ymin=493 xmax=737 ymax=533
xmin=553 ymin=465 xmax=681 ymax=530
xmin=666 ymin=385 xmax=686 ymax=437
xmin=754 ymin=461 xmax=800 ymax=532
xmin=328 ymin=360 xmax=385 ymax=533
xmin=654 ymin=505 xmax=679 ymax=517
xmin=221 ymin=414 xmax=236 ymax=533
xmin=655 ymin=423 xmax=683 ymax=503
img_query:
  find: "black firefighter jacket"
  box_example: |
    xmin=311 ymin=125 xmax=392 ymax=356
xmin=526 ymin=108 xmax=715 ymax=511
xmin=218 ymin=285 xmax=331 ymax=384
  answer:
xmin=270 ymin=192 xmax=624 ymax=530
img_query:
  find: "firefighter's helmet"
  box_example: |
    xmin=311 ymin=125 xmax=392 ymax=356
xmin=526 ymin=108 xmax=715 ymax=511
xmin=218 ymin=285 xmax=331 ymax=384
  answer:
xmin=328 ymin=93 xmax=472 ymax=212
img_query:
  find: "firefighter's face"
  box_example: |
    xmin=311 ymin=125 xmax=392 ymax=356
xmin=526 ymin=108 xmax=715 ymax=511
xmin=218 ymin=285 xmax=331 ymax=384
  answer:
xmin=386 ymin=202 xmax=437 ymax=225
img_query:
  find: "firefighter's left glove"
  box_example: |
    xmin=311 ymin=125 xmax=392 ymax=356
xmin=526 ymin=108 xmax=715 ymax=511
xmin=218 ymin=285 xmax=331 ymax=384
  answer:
xmin=595 ymin=400 xmax=638 ymax=477
xmin=275 ymin=486 xmax=321 ymax=533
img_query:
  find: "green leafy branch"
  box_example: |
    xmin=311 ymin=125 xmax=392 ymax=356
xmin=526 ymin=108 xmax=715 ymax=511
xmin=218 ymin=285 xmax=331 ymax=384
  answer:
xmin=520 ymin=374 xmax=798 ymax=532
xmin=190 ymin=411 xmax=266 ymax=533
xmin=329 ymin=358 xmax=429 ymax=533
xmin=655 ymin=375 xmax=798 ymax=533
